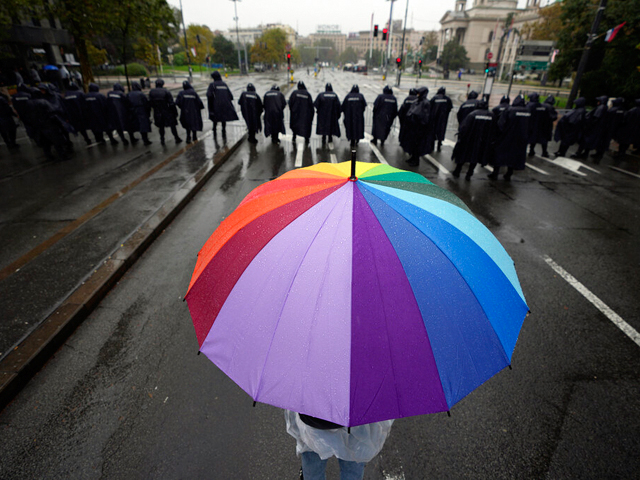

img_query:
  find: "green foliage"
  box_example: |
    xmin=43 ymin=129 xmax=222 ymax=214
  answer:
xmin=114 ymin=63 xmax=148 ymax=76
xmin=133 ymin=37 xmax=160 ymax=67
xmin=250 ymin=28 xmax=287 ymax=66
xmin=441 ymin=41 xmax=470 ymax=70
xmin=180 ymin=24 xmax=216 ymax=64
xmin=173 ymin=51 xmax=187 ymax=66
xmin=211 ymin=34 xmax=237 ymax=67
xmin=87 ymin=43 xmax=109 ymax=67
xmin=338 ymin=47 xmax=359 ymax=64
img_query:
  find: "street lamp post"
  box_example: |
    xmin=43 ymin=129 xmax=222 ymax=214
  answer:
xmin=179 ymin=0 xmax=192 ymax=82
xmin=230 ymin=0 xmax=243 ymax=75
xmin=397 ymin=0 xmax=409 ymax=87
xmin=384 ymin=0 xmax=396 ymax=79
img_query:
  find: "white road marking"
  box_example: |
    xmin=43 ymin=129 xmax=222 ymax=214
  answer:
xmin=424 ymin=154 xmax=450 ymax=174
xmin=442 ymin=138 xmax=456 ymax=147
xmin=364 ymin=133 xmax=389 ymax=164
xmin=525 ymin=162 xmax=550 ymax=175
xmin=543 ymin=255 xmax=640 ymax=348
xmin=328 ymin=142 xmax=338 ymax=163
xmin=539 ymin=156 xmax=601 ymax=176
xmin=608 ymin=165 xmax=640 ymax=179
xmin=294 ymin=141 xmax=304 ymax=167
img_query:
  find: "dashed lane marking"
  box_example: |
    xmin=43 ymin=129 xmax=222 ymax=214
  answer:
xmin=424 ymin=154 xmax=450 ymax=174
xmin=608 ymin=165 xmax=640 ymax=179
xmin=525 ymin=162 xmax=550 ymax=175
xmin=543 ymin=255 xmax=640 ymax=348
xmin=294 ymin=141 xmax=304 ymax=167
xmin=539 ymin=156 xmax=601 ymax=176
xmin=364 ymin=133 xmax=389 ymax=165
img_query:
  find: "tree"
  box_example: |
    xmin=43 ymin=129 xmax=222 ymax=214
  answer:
xmin=133 ymin=37 xmax=161 ymax=69
xmin=250 ymin=28 xmax=287 ymax=67
xmin=314 ymin=39 xmax=337 ymax=63
xmin=338 ymin=47 xmax=359 ymax=64
xmin=211 ymin=34 xmax=237 ymax=67
xmin=441 ymin=41 xmax=469 ymax=70
xmin=86 ymin=43 xmax=109 ymax=67
xmin=179 ymin=24 xmax=216 ymax=64
xmin=550 ymin=0 xmax=640 ymax=101
xmin=521 ymin=2 xmax=562 ymax=41
xmin=420 ymin=31 xmax=439 ymax=57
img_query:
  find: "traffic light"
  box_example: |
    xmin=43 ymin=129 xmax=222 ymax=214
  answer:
xmin=287 ymin=52 xmax=291 ymax=70
xmin=382 ymin=28 xmax=388 ymax=41
xmin=485 ymin=62 xmax=490 ymax=74
xmin=418 ymin=59 xmax=422 ymax=68
xmin=396 ymin=57 xmax=402 ymax=67
xmin=374 ymin=25 xmax=378 ymax=37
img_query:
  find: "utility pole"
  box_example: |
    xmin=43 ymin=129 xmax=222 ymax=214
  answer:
xmin=397 ymin=0 xmax=409 ymax=86
xmin=385 ymin=0 xmax=396 ymax=78
xmin=231 ymin=0 xmax=243 ymax=74
xmin=567 ymin=0 xmax=608 ymax=108
xmin=179 ymin=0 xmax=192 ymax=82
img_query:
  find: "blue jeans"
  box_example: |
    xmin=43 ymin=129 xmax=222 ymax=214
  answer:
xmin=301 ymin=451 xmax=366 ymax=480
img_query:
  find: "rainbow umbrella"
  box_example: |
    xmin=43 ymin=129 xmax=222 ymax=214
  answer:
xmin=185 ymin=161 xmax=529 ymax=427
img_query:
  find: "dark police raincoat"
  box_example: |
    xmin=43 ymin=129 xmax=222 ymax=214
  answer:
xmin=554 ymin=97 xmax=586 ymax=146
xmin=540 ymin=96 xmax=558 ymax=142
xmin=457 ymin=91 xmax=479 ymax=127
xmin=238 ymin=83 xmax=263 ymax=133
xmin=107 ymin=83 xmax=131 ymax=132
xmin=581 ymin=95 xmax=608 ymax=151
xmin=263 ymin=85 xmax=286 ymax=137
xmin=526 ymin=93 xmax=550 ymax=145
xmin=606 ymin=97 xmax=624 ymax=148
xmin=452 ymin=99 xmax=494 ymax=166
xmin=341 ymin=85 xmax=367 ymax=142
xmin=492 ymin=96 xmax=510 ymax=120
xmin=206 ymin=71 xmax=239 ymax=123
xmin=288 ymin=81 xmax=314 ymax=138
xmin=430 ymin=87 xmax=453 ymax=143
xmin=398 ymin=88 xmax=418 ymax=151
xmin=491 ymin=95 xmax=531 ymax=169
xmin=176 ymin=81 xmax=204 ymax=131
xmin=63 ymin=82 xmax=86 ymax=132
xmin=83 ymin=83 xmax=111 ymax=133
xmin=314 ymin=83 xmax=341 ymax=137
xmin=28 ymin=91 xmax=67 ymax=151
xmin=401 ymin=87 xmax=433 ymax=157
xmin=371 ymin=85 xmax=397 ymax=142
xmin=11 ymin=84 xmax=35 ymax=139
xmin=128 ymin=82 xmax=152 ymax=133
xmin=149 ymin=79 xmax=178 ymax=128
xmin=617 ymin=99 xmax=640 ymax=148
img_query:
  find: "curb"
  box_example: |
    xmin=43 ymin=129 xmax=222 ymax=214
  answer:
xmin=0 ymin=133 xmax=246 ymax=412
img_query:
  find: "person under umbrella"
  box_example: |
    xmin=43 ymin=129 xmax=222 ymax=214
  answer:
xmin=341 ymin=84 xmax=367 ymax=146
xmin=615 ymin=99 xmax=640 ymax=156
xmin=313 ymin=82 xmax=341 ymax=145
xmin=430 ymin=86 xmax=453 ymax=151
xmin=206 ymin=71 xmax=238 ymax=137
xmin=0 ymin=93 xmax=19 ymax=149
xmin=84 ymin=83 xmax=118 ymax=145
xmin=489 ymin=94 xmax=531 ymax=181
xmin=370 ymin=85 xmax=397 ymax=147
xmin=128 ymin=81 xmax=153 ymax=146
xmin=451 ymin=98 xmax=495 ymax=180
xmin=11 ymin=84 xmax=37 ymax=143
xmin=527 ymin=93 xmax=556 ymax=158
xmin=263 ymin=84 xmax=286 ymax=144
xmin=107 ymin=83 xmax=136 ymax=145
xmin=176 ymin=80 xmax=204 ymax=144
xmin=402 ymin=86 xmax=433 ymax=166
xmin=398 ymin=88 xmax=418 ymax=155
xmin=149 ymin=79 xmax=182 ymax=146
xmin=553 ymin=97 xmax=587 ymax=158
xmin=288 ymin=81 xmax=314 ymax=144
xmin=572 ymin=95 xmax=608 ymax=160
xmin=63 ymin=82 xmax=92 ymax=144
xmin=238 ymin=83 xmax=263 ymax=144
xmin=457 ymin=90 xmax=480 ymax=128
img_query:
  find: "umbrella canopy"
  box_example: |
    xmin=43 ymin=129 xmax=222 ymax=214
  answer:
xmin=186 ymin=161 xmax=529 ymax=427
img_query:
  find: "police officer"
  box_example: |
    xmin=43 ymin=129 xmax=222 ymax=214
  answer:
xmin=176 ymin=80 xmax=204 ymax=144
xmin=314 ymin=83 xmax=341 ymax=145
xmin=371 ymin=85 xmax=397 ymax=147
xmin=28 ymin=88 xmax=69 ymax=159
xmin=492 ymin=96 xmax=510 ymax=119
xmin=207 ymin=71 xmax=238 ymax=137
xmin=398 ymin=88 xmax=418 ymax=155
xmin=128 ymin=81 xmax=153 ymax=146
xmin=616 ymin=99 xmax=640 ymax=156
xmin=288 ymin=81 xmax=314 ymax=144
xmin=108 ymin=83 xmax=137 ymax=144
xmin=489 ymin=94 xmax=531 ymax=181
xmin=238 ymin=83 xmax=263 ymax=144
xmin=64 ymin=82 xmax=92 ymax=144
xmin=263 ymin=85 xmax=286 ymax=144
xmin=452 ymin=98 xmax=494 ymax=180
xmin=84 ymin=83 xmax=118 ymax=144
xmin=457 ymin=90 xmax=480 ymax=127
xmin=430 ymin=87 xmax=453 ymax=151
xmin=341 ymin=85 xmax=366 ymax=146
xmin=11 ymin=84 xmax=37 ymax=143
xmin=0 ymin=93 xmax=19 ymax=149
xmin=149 ymin=79 xmax=182 ymax=145
xmin=573 ymin=95 xmax=608 ymax=160
xmin=401 ymin=86 xmax=432 ymax=166
xmin=527 ymin=93 xmax=557 ymax=158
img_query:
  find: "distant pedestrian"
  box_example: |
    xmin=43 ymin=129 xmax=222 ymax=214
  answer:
xmin=401 ymin=86 xmax=432 ymax=166
xmin=206 ymin=71 xmax=238 ymax=137
xmin=457 ymin=91 xmax=480 ymax=127
xmin=370 ymin=85 xmax=397 ymax=147
xmin=573 ymin=95 xmax=608 ymax=160
xmin=398 ymin=88 xmax=418 ymax=154
xmin=288 ymin=81 xmax=314 ymax=144
xmin=238 ymin=83 xmax=263 ymax=144
xmin=107 ymin=83 xmax=137 ymax=144
xmin=451 ymin=98 xmax=494 ymax=180
xmin=527 ymin=93 xmax=556 ymax=158
xmin=314 ymin=82 xmax=341 ymax=145
xmin=457 ymin=70 xmax=462 ymax=81
xmin=489 ymin=94 xmax=531 ymax=181
xmin=616 ymin=99 xmax=640 ymax=156
xmin=84 ymin=83 xmax=118 ymax=145
xmin=63 ymin=82 xmax=92 ymax=144
xmin=263 ymin=84 xmax=286 ymax=144
xmin=128 ymin=81 xmax=153 ymax=146
xmin=553 ymin=97 xmax=587 ymax=158
xmin=176 ymin=80 xmax=204 ymax=144
xmin=430 ymin=86 xmax=453 ymax=151
xmin=0 ymin=93 xmax=19 ymax=149
xmin=149 ymin=78 xmax=182 ymax=145
xmin=341 ymin=84 xmax=367 ymax=145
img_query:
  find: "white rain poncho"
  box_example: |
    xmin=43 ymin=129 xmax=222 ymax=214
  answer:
xmin=284 ymin=410 xmax=394 ymax=463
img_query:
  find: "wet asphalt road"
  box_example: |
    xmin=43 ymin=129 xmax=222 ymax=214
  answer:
xmin=1 ymin=71 xmax=640 ymax=479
